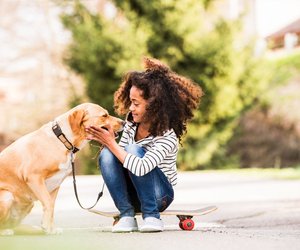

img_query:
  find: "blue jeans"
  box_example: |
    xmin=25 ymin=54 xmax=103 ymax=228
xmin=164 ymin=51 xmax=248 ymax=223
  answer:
xmin=98 ymin=144 xmax=174 ymax=219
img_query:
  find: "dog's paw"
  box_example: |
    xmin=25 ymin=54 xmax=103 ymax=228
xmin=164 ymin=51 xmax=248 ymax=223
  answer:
xmin=45 ymin=227 xmax=63 ymax=235
xmin=53 ymin=227 xmax=63 ymax=235
xmin=0 ymin=229 xmax=14 ymax=236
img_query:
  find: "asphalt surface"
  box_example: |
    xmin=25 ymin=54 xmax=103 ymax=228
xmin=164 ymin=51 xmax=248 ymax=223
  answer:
xmin=1 ymin=171 xmax=300 ymax=250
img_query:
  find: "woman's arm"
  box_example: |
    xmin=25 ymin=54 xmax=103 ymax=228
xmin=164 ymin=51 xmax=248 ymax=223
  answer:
xmin=123 ymin=132 xmax=178 ymax=176
xmin=85 ymin=125 xmax=128 ymax=163
xmin=86 ymin=126 xmax=178 ymax=177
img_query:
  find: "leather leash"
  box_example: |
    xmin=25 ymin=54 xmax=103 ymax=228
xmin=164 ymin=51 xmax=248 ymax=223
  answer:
xmin=52 ymin=121 xmax=104 ymax=210
xmin=71 ymin=152 xmax=104 ymax=210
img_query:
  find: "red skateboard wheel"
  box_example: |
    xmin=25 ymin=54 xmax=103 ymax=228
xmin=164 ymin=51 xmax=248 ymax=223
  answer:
xmin=179 ymin=219 xmax=195 ymax=230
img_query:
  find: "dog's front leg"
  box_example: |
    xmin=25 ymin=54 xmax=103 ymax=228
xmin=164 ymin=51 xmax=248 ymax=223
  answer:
xmin=26 ymin=176 xmax=58 ymax=234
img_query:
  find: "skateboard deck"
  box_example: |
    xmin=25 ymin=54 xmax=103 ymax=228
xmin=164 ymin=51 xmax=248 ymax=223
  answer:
xmin=88 ymin=205 xmax=217 ymax=231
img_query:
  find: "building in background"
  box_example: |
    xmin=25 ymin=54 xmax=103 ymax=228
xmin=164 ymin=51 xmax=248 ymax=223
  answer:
xmin=266 ymin=18 xmax=300 ymax=49
xmin=219 ymin=0 xmax=300 ymax=52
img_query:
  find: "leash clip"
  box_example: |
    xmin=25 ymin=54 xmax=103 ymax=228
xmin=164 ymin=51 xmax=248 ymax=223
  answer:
xmin=70 ymin=151 xmax=75 ymax=163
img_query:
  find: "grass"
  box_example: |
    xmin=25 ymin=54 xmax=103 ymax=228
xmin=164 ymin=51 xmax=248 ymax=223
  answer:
xmin=0 ymin=230 xmax=115 ymax=250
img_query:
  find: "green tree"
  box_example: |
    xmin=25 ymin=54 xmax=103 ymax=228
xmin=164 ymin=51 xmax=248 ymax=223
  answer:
xmin=61 ymin=1 xmax=148 ymax=112
xmin=61 ymin=0 xmax=268 ymax=171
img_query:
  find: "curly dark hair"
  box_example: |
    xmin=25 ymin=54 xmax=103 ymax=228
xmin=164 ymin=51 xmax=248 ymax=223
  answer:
xmin=114 ymin=57 xmax=203 ymax=142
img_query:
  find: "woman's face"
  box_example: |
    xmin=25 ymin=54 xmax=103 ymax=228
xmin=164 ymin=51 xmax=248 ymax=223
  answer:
xmin=129 ymin=86 xmax=148 ymax=124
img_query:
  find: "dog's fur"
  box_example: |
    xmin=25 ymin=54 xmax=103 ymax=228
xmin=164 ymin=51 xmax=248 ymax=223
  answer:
xmin=0 ymin=103 xmax=123 ymax=235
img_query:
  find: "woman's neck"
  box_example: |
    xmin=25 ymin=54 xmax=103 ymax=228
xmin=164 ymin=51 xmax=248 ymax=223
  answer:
xmin=135 ymin=122 xmax=150 ymax=141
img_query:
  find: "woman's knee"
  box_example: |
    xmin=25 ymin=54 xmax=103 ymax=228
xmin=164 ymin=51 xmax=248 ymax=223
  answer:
xmin=99 ymin=147 xmax=116 ymax=168
xmin=125 ymin=144 xmax=145 ymax=157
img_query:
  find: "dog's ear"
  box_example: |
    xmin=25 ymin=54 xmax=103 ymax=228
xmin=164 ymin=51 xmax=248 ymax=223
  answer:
xmin=68 ymin=109 xmax=86 ymax=134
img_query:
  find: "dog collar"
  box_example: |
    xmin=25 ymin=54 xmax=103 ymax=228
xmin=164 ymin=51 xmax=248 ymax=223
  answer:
xmin=52 ymin=122 xmax=79 ymax=153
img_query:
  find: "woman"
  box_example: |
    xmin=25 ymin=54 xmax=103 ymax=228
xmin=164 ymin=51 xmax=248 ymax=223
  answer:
xmin=86 ymin=57 xmax=203 ymax=232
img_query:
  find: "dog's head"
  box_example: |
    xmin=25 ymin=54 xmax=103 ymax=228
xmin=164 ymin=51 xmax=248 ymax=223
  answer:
xmin=68 ymin=103 xmax=124 ymax=136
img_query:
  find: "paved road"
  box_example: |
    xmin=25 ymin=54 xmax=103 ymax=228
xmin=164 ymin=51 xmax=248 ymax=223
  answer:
xmin=1 ymin=171 xmax=300 ymax=250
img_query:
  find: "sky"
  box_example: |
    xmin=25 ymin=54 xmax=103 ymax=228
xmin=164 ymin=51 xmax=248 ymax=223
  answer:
xmin=255 ymin=0 xmax=300 ymax=37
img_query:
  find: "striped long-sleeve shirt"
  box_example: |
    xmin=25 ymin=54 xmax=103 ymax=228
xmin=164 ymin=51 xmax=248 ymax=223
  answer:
xmin=119 ymin=119 xmax=179 ymax=186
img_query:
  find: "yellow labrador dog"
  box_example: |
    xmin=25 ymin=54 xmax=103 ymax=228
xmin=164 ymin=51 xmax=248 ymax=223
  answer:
xmin=0 ymin=103 xmax=123 ymax=235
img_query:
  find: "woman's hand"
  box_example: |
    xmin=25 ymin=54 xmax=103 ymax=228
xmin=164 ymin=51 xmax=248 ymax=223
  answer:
xmin=86 ymin=124 xmax=128 ymax=164
xmin=85 ymin=124 xmax=115 ymax=147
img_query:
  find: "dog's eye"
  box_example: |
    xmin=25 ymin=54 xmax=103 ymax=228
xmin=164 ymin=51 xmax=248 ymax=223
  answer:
xmin=102 ymin=114 xmax=108 ymax=118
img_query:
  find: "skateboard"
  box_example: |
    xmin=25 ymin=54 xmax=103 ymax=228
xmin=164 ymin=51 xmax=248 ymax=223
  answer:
xmin=88 ymin=205 xmax=217 ymax=231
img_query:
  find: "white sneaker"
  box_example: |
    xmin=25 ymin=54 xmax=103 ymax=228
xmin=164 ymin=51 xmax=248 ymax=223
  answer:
xmin=140 ymin=217 xmax=164 ymax=232
xmin=112 ymin=216 xmax=138 ymax=233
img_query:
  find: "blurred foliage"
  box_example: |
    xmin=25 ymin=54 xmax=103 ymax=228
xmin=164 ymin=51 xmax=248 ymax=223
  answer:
xmin=266 ymin=51 xmax=300 ymax=87
xmin=260 ymin=51 xmax=300 ymax=110
xmin=61 ymin=0 xmax=269 ymax=172
xmin=226 ymin=51 xmax=300 ymax=169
